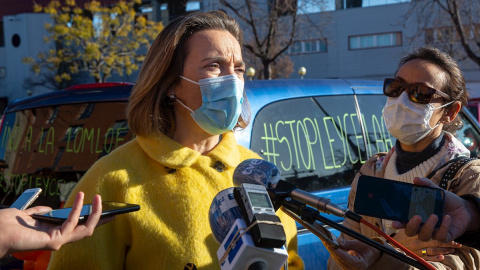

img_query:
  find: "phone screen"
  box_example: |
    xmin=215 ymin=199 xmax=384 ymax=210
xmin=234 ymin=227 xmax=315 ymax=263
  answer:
xmin=32 ymin=201 xmax=140 ymax=224
xmin=354 ymin=176 xmax=444 ymax=226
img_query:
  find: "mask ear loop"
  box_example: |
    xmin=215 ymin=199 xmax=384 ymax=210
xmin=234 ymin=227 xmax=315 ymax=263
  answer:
xmin=439 ymin=89 xmax=464 ymax=125
xmin=180 ymin=76 xmax=200 ymax=85
xmin=170 ymin=94 xmax=194 ymax=113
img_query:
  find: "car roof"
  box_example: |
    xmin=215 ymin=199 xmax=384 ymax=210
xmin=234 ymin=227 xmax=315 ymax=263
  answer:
xmin=5 ymin=84 xmax=133 ymax=113
xmin=6 ymin=79 xmax=383 ymax=112
xmin=244 ymin=79 xmax=382 ymax=117
xmin=4 ymin=79 xmax=384 ymax=149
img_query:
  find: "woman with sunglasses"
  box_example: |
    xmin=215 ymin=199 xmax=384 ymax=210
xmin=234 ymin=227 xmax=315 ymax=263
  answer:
xmin=327 ymin=46 xmax=480 ymax=270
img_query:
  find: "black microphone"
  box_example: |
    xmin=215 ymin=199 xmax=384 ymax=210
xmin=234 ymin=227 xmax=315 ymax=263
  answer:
xmin=208 ymin=188 xmax=288 ymax=270
xmin=233 ymin=159 xmax=362 ymax=222
xmin=234 ymin=160 xmax=433 ymax=270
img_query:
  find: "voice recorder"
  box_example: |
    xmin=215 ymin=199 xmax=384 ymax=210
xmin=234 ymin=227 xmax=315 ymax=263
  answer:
xmin=234 ymin=183 xmax=286 ymax=248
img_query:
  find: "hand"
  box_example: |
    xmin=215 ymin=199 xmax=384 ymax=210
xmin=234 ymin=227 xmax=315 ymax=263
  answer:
xmin=326 ymin=238 xmax=382 ymax=270
xmin=0 ymin=192 xmax=112 ymax=258
xmin=392 ymin=177 xmax=479 ymax=242
xmin=392 ymin=229 xmax=460 ymax=261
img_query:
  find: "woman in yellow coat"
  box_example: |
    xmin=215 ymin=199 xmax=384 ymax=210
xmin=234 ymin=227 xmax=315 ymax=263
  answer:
xmin=47 ymin=10 xmax=303 ymax=270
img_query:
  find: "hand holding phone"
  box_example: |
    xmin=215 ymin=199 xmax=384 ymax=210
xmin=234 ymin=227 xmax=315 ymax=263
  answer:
xmin=32 ymin=201 xmax=140 ymax=224
xmin=0 ymin=192 xmax=109 ymax=257
xmin=354 ymin=176 xmax=444 ymax=227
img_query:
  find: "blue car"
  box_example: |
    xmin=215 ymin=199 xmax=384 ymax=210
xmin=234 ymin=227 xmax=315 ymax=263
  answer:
xmin=1 ymin=79 xmax=479 ymax=269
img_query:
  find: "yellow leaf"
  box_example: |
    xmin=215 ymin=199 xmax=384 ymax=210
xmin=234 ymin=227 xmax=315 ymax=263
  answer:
xmin=22 ymin=57 xmax=34 ymax=64
xmin=61 ymin=73 xmax=71 ymax=80
xmin=33 ymin=4 xmax=43 ymax=13
xmin=73 ymin=7 xmax=82 ymax=14
xmin=105 ymin=56 xmax=114 ymax=66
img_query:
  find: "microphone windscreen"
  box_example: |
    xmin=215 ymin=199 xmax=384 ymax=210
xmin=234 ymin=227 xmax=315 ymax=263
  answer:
xmin=233 ymin=159 xmax=281 ymax=188
xmin=208 ymin=188 xmax=243 ymax=243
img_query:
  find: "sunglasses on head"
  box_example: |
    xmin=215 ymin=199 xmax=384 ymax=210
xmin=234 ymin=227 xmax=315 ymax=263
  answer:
xmin=383 ymin=78 xmax=452 ymax=104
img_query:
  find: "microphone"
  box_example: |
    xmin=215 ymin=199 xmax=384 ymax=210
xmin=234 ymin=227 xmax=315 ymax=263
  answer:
xmin=233 ymin=159 xmax=362 ymax=222
xmin=232 ymin=159 xmax=281 ymax=188
xmin=209 ymin=188 xmax=288 ymax=270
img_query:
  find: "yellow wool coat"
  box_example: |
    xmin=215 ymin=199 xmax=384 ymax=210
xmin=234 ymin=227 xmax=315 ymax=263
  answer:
xmin=47 ymin=131 xmax=303 ymax=270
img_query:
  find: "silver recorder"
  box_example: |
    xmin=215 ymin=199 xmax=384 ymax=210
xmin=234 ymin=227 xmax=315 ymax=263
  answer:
xmin=238 ymin=183 xmax=276 ymax=223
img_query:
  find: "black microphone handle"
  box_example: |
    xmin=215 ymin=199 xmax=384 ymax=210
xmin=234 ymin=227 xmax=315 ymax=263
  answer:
xmin=280 ymin=198 xmax=430 ymax=270
xmin=268 ymin=180 xmax=363 ymax=221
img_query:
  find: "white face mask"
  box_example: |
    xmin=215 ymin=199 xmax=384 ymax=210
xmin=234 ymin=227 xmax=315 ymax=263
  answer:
xmin=382 ymin=92 xmax=453 ymax=145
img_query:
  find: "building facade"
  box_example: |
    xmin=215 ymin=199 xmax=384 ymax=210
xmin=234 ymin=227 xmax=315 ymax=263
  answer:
xmin=204 ymin=0 xmax=480 ymax=89
xmin=1 ymin=0 xmax=480 ymax=103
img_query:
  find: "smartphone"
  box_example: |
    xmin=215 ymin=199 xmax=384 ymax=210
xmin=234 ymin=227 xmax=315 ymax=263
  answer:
xmin=10 ymin=188 xmax=42 ymax=210
xmin=354 ymin=175 xmax=444 ymax=226
xmin=32 ymin=201 xmax=140 ymax=224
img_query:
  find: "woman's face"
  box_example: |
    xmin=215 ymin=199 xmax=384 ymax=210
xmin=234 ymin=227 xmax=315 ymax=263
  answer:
xmin=174 ymin=29 xmax=245 ymax=111
xmin=395 ymin=58 xmax=449 ymax=130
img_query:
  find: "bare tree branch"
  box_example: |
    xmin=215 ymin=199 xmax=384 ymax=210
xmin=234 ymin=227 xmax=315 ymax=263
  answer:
xmin=220 ymin=0 xmax=325 ymax=79
xmin=403 ymin=0 xmax=480 ymax=67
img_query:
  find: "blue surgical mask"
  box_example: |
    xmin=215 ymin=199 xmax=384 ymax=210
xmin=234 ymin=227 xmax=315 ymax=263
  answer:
xmin=176 ymin=74 xmax=244 ymax=135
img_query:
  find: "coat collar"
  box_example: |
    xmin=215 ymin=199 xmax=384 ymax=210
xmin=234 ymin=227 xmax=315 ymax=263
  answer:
xmin=136 ymin=131 xmax=242 ymax=169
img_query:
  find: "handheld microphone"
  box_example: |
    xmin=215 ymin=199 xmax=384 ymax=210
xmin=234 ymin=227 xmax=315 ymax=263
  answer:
xmin=209 ymin=188 xmax=288 ymax=270
xmin=232 ymin=159 xmax=281 ymax=188
xmin=233 ymin=159 xmax=361 ymax=222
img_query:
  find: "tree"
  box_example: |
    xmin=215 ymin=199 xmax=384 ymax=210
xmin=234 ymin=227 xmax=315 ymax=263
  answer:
xmin=404 ymin=0 xmax=480 ymax=66
xmin=23 ymin=0 xmax=163 ymax=87
xmin=218 ymin=0 xmax=329 ymax=79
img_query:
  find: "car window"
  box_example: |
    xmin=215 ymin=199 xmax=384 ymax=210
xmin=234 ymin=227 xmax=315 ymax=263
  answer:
xmin=250 ymin=94 xmax=392 ymax=192
xmin=0 ymin=102 xmax=133 ymax=208
xmin=355 ymin=95 xmax=394 ymax=158
xmin=456 ymin=113 xmax=480 ymax=158
xmin=467 ymin=104 xmax=478 ymax=120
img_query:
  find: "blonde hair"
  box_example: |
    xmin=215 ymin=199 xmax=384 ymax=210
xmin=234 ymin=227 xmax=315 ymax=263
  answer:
xmin=127 ymin=10 xmax=249 ymax=136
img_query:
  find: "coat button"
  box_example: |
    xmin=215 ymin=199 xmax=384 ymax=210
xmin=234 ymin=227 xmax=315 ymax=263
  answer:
xmin=165 ymin=167 xmax=176 ymax=174
xmin=214 ymin=161 xmax=225 ymax=172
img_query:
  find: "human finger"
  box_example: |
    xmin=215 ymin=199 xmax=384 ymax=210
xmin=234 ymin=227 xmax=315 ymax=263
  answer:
xmin=63 ymin=194 xmax=102 ymax=244
xmin=419 ymin=247 xmax=452 ymax=262
xmin=427 ymin=247 xmax=456 ymax=256
xmin=391 ymin=220 xmax=405 ymax=229
xmin=422 ymin=254 xmax=445 ymax=262
xmin=432 ymin=238 xmax=461 ymax=248
xmin=326 ymin=242 xmax=367 ymax=270
xmin=403 ymin=215 xmax=423 ymax=237
xmin=60 ymin=192 xmax=84 ymax=236
xmin=342 ymin=239 xmax=380 ymax=268
xmin=83 ymin=194 xmax=103 ymax=231
xmin=413 ymin=177 xmax=437 ymax=187
xmin=24 ymin=206 xmax=52 ymax=216
xmin=432 ymin=215 xmax=452 ymax=242
xmin=416 ymin=214 xmax=438 ymax=241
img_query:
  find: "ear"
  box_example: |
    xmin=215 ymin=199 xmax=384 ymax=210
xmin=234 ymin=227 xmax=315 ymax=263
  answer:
xmin=443 ymin=101 xmax=461 ymax=124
